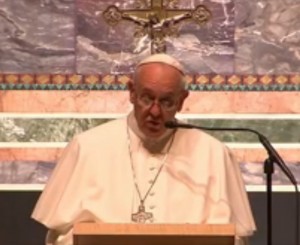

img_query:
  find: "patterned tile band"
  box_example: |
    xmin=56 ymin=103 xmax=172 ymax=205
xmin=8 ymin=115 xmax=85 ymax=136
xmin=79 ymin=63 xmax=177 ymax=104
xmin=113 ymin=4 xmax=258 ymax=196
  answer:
xmin=0 ymin=74 xmax=299 ymax=91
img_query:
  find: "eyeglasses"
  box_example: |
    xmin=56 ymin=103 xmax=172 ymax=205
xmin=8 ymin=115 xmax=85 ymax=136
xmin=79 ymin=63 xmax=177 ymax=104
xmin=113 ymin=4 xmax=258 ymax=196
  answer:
xmin=137 ymin=93 xmax=179 ymax=112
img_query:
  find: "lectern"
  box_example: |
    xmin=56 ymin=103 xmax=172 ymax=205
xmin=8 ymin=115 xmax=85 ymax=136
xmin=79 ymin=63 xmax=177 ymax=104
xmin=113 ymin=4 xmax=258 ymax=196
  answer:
xmin=73 ymin=223 xmax=235 ymax=245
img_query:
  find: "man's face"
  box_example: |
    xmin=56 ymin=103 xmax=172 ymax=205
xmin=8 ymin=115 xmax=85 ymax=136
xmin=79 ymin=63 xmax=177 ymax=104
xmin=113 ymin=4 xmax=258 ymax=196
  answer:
xmin=129 ymin=63 xmax=188 ymax=138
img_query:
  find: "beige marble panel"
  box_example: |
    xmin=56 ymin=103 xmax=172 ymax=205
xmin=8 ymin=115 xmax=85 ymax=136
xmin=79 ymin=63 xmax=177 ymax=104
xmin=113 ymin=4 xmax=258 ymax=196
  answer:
xmin=0 ymin=148 xmax=63 ymax=161
xmin=0 ymin=91 xmax=132 ymax=113
xmin=183 ymin=91 xmax=300 ymax=114
xmin=232 ymin=148 xmax=300 ymax=163
xmin=0 ymin=91 xmax=300 ymax=113
xmin=0 ymin=148 xmax=299 ymax=163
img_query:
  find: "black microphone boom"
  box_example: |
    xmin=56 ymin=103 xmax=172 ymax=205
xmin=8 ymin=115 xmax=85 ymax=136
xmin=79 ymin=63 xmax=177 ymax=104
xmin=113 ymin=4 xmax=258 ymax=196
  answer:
xmin=165 ymin=120 xmax=297 ymax=185
xmin=165 ymin=120 xmax=299 ymax=245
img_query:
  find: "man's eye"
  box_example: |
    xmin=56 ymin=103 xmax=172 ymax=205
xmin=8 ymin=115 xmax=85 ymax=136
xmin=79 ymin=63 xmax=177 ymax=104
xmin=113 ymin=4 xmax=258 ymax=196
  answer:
xmin=140 ymin=95 xmax=153 ymax=104
xmin=160 ymin=99 xmax=174 ymax=107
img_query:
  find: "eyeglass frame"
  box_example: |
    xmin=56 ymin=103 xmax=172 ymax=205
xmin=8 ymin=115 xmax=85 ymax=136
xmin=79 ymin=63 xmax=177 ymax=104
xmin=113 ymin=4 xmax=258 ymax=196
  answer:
xmin=135 ymin=92 xmax=181 ymax=112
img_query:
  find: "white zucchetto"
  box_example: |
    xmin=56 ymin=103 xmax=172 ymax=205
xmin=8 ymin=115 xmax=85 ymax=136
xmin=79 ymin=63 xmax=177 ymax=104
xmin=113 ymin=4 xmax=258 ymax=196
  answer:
xmin=137 ymin=54 xmax=185 ymax=74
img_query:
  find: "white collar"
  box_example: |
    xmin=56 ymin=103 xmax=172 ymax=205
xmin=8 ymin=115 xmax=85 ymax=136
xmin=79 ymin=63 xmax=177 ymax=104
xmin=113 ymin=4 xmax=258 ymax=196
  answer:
xmin=127 ymin=111 xmax=176 ymax=154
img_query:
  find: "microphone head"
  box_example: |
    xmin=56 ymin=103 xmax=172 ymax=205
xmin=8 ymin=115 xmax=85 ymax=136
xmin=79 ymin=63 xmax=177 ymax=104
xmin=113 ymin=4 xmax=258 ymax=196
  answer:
xmin=165 ymin=121 xmax=177 ymax=128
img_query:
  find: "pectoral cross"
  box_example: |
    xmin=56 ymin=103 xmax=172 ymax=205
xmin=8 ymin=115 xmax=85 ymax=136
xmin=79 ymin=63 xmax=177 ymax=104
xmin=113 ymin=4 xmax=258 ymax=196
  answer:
xmin=103 ymin=0 xmax=211 ymax=53
xmin=132 ymin=204 xmax=153 ymax=223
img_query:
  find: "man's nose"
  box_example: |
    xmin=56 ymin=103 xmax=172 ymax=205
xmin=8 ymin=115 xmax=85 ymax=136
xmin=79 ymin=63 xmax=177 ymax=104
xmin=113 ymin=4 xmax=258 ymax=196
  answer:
xmin=149 ymin=101 xmax=162 ymax=117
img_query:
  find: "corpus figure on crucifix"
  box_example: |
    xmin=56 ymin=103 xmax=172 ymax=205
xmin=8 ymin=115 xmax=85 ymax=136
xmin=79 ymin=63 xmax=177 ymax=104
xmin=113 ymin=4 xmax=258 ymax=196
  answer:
xmin=103 ymin=0 xmax=211 ymax=53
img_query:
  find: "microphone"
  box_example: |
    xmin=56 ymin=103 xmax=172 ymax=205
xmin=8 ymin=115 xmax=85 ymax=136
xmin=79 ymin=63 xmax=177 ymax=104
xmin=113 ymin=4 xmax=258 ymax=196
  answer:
xmin=166 ymin=120 xmax=299 ymax=245
xmin=165 ymin=120 xmax=297 ymax=185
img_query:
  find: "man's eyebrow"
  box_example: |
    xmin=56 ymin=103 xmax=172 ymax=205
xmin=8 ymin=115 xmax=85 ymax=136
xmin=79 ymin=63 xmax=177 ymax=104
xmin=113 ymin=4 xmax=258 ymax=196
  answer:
xmin=160 ymin=92 xmax=178 ymax=98
xmin=139 ymin=88 xmax=153 ymax=94
xmin=138 ymin=87 xmax=177 ymax=97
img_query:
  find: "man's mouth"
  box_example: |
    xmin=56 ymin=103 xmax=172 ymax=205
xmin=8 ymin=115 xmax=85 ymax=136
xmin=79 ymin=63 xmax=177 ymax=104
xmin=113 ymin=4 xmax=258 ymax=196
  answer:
xmin=146 ymin=121 xmax=162 ymax=131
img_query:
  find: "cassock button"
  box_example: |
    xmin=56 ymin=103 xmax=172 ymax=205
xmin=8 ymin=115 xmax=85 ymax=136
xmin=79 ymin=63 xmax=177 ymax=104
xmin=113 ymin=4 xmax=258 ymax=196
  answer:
xmin=149 ymin=205 xmax=156 ymax=209
xmin=149 ymin=167 xmax=155 ymax=171
xmin=149 ymin=192 xmax=155 ymax=196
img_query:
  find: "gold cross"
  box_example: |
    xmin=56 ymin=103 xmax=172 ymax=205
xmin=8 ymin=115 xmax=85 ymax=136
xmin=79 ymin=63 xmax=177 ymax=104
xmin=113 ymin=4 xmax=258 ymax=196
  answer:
xmin=103 ymin=0 xmax=211 ymax=53
xmin=131 ymin=204 xmax=153 ymax=223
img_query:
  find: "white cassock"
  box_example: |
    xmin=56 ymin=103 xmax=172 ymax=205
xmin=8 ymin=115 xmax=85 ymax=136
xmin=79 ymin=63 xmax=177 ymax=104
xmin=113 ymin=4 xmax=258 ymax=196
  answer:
xmin=32 ymin=113 xmax=256 ymax=245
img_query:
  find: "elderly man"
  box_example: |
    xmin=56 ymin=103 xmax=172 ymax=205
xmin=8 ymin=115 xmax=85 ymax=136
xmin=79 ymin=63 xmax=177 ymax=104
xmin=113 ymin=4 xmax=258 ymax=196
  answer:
xmin=32 ymin=54 xmax=256 ymax=245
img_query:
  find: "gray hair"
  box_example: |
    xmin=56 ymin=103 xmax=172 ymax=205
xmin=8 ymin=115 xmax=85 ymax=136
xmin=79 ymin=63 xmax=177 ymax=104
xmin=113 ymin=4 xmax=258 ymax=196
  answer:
xmin=133 ymin=53 xmax=187 ymax=90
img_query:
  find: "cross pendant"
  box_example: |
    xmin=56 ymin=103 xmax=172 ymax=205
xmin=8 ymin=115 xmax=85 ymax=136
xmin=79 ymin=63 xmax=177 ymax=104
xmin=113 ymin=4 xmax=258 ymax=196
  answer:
xmin=132 ymin=204 xmax=153 ymax=223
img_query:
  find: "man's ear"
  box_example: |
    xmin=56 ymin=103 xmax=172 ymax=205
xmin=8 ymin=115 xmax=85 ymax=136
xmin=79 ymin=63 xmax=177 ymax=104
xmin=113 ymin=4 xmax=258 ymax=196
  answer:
xmin=127 ymin=80 xmax=135 ymax=103
xmin=177 ymin=90 xmax=189 ymax=112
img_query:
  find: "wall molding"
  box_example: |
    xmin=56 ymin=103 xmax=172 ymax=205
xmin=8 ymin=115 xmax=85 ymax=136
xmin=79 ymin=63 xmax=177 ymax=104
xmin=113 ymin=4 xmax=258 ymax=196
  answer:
xmin=0 ymin=74 xmax=299 ymax=91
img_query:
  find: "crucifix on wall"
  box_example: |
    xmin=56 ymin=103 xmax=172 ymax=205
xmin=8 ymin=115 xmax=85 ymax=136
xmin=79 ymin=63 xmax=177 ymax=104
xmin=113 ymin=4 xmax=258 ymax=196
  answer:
xmin=103 ymin=0 xmax=211 ymax=53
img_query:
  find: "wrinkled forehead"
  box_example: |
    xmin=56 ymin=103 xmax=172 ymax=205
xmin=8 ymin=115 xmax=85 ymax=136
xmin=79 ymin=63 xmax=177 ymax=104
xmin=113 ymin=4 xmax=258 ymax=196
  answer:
xmin=133 ymin=63 xmax=185 ymax=95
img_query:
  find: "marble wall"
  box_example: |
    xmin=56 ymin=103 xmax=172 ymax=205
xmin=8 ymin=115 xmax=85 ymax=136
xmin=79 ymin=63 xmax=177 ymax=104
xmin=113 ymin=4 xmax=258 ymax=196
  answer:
xmin=1 ymin=0 xmax=300 ymax=75
xmin=0 ymin=0 xmax=299 ymax=186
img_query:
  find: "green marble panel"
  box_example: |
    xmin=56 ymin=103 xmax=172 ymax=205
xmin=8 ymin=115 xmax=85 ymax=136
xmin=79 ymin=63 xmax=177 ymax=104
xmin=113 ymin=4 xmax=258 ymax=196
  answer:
xmin=187 ymin=119 xmax=300 ymax=143
xmin=0 ymin=117 xmax=299 ymax=143
xmin=0 ymin=118 xmax=111 ymax=142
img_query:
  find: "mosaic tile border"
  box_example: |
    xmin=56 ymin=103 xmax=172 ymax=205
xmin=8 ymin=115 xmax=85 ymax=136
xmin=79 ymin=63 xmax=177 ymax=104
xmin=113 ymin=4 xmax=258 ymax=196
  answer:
xmin=0 ymin=74 xmax=299 ymax=91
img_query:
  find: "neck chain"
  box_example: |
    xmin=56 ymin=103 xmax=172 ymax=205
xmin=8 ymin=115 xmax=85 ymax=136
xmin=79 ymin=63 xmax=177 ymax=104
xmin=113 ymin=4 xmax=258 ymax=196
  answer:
xmin=126 ymin=122 xmax=175 ymax=223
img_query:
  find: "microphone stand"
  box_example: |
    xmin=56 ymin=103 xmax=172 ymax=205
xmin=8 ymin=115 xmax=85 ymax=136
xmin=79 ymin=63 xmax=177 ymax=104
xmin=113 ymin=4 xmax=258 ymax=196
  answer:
xmin=165 ymin=121 xmax=298 ymax=245
xmin=264 ymin=157 xmax=274 ymax=245
xmin=257 ymin=133 xmax=299 ymax=245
